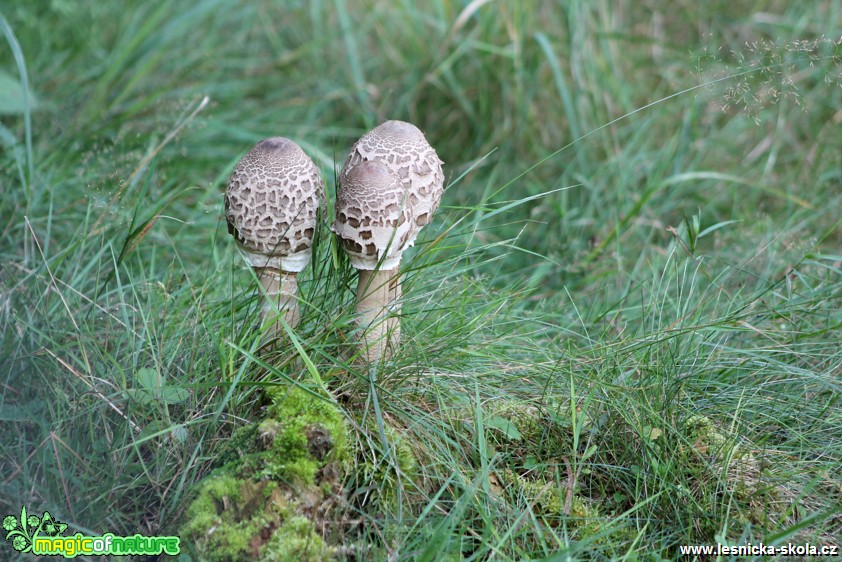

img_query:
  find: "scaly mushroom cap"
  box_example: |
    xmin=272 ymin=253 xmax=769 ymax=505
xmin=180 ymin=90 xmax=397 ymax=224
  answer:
xmin=338 ymin=120 xmax=444 ymax=256
xmin=332 ymin=160 xmax=411 ymax=271
xmin=225 ymin=137 xmax=324 ymax=272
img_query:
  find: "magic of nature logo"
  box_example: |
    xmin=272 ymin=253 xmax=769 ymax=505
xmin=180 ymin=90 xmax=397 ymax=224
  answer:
xmin=3 ymin=506 xmax=179 ymax=557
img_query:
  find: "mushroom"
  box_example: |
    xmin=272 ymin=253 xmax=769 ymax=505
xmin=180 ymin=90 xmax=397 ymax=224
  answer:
xmin=224 ymin=137 xmax=324 ymax=339
xmin=332 ymin=121 xmax=444 ymax=362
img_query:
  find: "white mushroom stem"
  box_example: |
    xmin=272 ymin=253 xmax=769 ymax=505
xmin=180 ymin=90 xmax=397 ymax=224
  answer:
xmin=258 ymin=267 xmax=299 ymax=340
xmin=355 ymin=267 xmax=400 ymax=362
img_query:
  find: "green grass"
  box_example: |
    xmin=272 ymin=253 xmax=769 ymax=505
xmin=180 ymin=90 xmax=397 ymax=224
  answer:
xmin=2 ymin=1 xmax=841 ymax=559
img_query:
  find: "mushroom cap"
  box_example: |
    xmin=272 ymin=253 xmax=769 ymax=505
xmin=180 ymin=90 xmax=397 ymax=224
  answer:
xmin=332 ymin=160 xmax=413 ymax=270
xmin=335 ymin=120 xmax=444 ymax=269
xmin=225 ymin=137 xmax=324 ymax=272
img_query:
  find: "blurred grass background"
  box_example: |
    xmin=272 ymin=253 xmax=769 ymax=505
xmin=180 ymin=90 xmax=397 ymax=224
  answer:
xmin=1 ymin=0 xmax=841 ymax=559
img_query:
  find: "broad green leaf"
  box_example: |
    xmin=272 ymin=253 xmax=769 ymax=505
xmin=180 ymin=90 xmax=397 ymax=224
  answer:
xmin=160 ymin=386 xmax=189 ymax=404
xmin=135 ymin=368 xmax=159 ymax=393
xmin=0 ymin=70 xmax=38 ymax=114
xmin=486 ymin=415 xmax=522 ymax=441
xmin=124 ymin=388 xmax=154 ymax=406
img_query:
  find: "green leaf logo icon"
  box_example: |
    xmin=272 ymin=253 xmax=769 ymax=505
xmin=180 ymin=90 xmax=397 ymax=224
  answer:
xmin=40 ymin=512 xmax=68 ymax=537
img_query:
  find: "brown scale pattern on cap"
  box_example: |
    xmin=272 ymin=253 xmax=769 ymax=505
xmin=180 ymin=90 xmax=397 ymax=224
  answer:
xmin=333 ymin=160 xmax=412 ymax=267
xmin=224 ymin=137 xmax=324 ymax=270
xmin=340 ymin=120 xmax=444 ymax=235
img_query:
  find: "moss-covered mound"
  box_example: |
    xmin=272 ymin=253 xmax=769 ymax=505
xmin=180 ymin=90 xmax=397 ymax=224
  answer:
xmin=180 ymin=386 xmax=349 ymax=562
xmin=679 ymin=414 xmax=784 ymax=532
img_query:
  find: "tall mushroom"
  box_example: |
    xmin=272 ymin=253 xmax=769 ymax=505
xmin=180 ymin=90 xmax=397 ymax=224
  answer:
xmin=332 ymin=121 xmax=444 ymax=362
xmin=225 ymin=137 xmax=324 ymax=339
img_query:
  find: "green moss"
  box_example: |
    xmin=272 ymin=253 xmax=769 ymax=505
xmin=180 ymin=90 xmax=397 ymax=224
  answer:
xmin=682 ymin=415 xmax=758 ymax=483
xmin=499 ymin=469 xmax=635 ymax=547
xmin=217 ymin=423 xmax=260 ymax=468
xmin=262 ymin=387 xmax=349 ymax=485
xmin=180 ymin=386 xmax=349 ymax=561
xmin=181 ymin=476 xmax=284 ymax=562
xmin=499 ymin=469 xmax=593 ymax=520
xmin=681 ymin=415 xmax=783 ymax=532
xmin=262 ymin=516 xmax=330 ymax=561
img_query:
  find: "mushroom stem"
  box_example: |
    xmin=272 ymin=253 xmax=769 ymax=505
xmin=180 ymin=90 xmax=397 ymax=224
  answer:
xmin=355 ymin=268 xmax=399 ymax=362
xmin=258 ymin=267 xmax=299 ymax=340
xmin=386 ymin=273 xmax=401 ymax=355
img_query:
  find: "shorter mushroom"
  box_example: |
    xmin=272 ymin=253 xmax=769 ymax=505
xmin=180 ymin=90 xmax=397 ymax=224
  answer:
xmin=224 ymin=137 xmax=324 ymax=340
xmin=333 ymin=161 xmax=410 ymax=361
xmin=333 ymin=121 xmax=444 ymax=362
